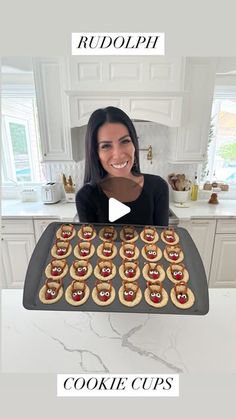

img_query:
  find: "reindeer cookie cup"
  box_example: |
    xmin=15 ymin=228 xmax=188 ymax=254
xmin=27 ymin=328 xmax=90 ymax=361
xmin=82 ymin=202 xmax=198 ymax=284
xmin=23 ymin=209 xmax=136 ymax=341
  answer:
xmin=65 ymin=280 xmax=90 ymax=306
xmin=161 ymin=228 xmax=179 ymax=245
xmin=166 ymin=263 xmax=189 ymax=284
xmin=92 ymin=280 xmax=116 ymax=306
xmin=70 ymin=260 xmax=93 ymax=281
xmin=56 ymin=224 xmax=76 ymax=241
xmin=144 ymin=281 xmax=168 ymax=308
xmin=39 ymin=278 xmax=63 ymax=304
xmin=78 ymin=224 xmax=96 ymax=241
xmin=140 ymin=226 xmax=159 ymax=244
xmin=170 ymin=281 xmax=195 ymax=309
xmin=142 ymin=263 xmax=165 ymax=283
xmin=45 ymin=259 xmax=68 ymax=280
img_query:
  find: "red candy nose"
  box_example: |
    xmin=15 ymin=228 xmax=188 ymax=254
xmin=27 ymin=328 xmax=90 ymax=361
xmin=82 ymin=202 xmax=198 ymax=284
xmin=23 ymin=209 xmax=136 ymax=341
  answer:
xmin=103 ymin=249 xmax=111 ymax=256
xmin=175 ymin=272 xmax=183 ymax=280
xmin=124 ymin=294 xmax=134 ymax=301
xmin=149 ymin=272 xmax=159 ymax=279
xmin=101 ymin=271 xmax=110 ymax=277
xmin=57 ymin=249 xmax=65 ymax=255
xmin=62 ymin=231 xmax=71 ymax=238
xmin=167 ymin=236 xmax=174 ymax=242
xmin=72 ymin=294 xmax=82 ymax=301
xmin=80 ymin=249 xmax=88 ymax=256
xmin=125 ymin=271 xmax=135 ymax=278
xmin=178 ymin=295 xmax=187 ymax=304
xmin=170 ymin=254 xmax=178 ymax=260
xmin=51 ymin=270 xmax=60 ymax=276
xmin=145 ymin=235 xmax=153 ymax=241
xmin=151 ymin=295 xmax=161 ymax=303
xmin=77 ymin=270 xmax=86 ymax=276
xmin=147 ymin=253 xmax=155 ymax=259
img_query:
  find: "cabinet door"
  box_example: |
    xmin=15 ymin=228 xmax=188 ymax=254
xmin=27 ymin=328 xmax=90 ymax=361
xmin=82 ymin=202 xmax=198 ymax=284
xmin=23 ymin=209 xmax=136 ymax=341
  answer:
xmin=69 ymin=57 xmax=184 ymax=92
xmin=209 ymin=234 xmax=236 ymax=288
xmin=179 ymin=219 xmax=216 ymax=279
xmin=1 ymin=234 xmax=35 ymax=288
xmin=33 ymin=57 xmax=72 ymax=161
xmin=34 ymin=219 xmax=59 ymax=242
xmin=168 ymin=58 xmax=217 ymax=162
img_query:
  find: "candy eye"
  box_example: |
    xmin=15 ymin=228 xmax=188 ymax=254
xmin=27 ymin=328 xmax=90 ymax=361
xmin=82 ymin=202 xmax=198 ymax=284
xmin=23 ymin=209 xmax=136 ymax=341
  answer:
xmin=72 ymin=292 xmax=77 ymax=297
xmin=47 ymin=289 xmax=52 ymax=294
xmin=128 ymin=290 xmax=134 ymax=296
xmin=57 ymin=267 xmax=62 ymax=272
xmin=156 ymin=292 xmax=161 ymax=298
xmin=105 ymin=291 xmax=110 ymax=297
xmin=124 ymin=291 xmax=129 ymax=296
xmin=77 ymin=290 xmax=83 ymax=295
xmin=99 ymin=291 xmax=105 ymax=297
xmin=150 ymin=292 xmax=156 ymax=297
xmin=51 ymin=290 xmax=56 ymax=296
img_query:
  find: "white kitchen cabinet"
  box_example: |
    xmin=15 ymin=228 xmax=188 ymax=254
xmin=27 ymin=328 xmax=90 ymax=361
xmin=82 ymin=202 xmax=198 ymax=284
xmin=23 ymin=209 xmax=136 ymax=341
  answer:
xmin=33 ymin=57 xmax=72 ymax=161
xmin=179 ymin=219 xmax=216 ymax=279
xmin=1 ymin=219 xmax=35 ymax=288
xmin=168 ymin=58 xmax=217 ymax=162
xmin=209 ymin=234 xmax=236 ymax=288
xmin=70 ymin=94 xmax=183 ymax=127
xmin=34 ymin=219 xmax=59 ymax=242
xmin=69 ymin=56 xmax=185 ymax=92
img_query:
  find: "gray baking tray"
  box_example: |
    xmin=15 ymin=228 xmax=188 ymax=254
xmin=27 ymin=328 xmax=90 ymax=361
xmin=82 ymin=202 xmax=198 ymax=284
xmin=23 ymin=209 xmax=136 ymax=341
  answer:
xmin=23 ymin=222 xmax=209 ymax=315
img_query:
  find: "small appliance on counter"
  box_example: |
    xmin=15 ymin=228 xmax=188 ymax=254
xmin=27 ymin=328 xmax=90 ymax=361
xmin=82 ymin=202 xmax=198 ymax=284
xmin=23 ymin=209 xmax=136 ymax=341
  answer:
xmin=41 ymin=182 xmax=61 ymax=204
xmin=62 ymin=173 xmax=76 ymax=202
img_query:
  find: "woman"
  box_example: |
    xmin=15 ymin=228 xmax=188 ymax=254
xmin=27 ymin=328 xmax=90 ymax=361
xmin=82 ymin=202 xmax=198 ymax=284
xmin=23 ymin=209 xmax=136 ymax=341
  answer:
xmin=76 ymin=106 xmax=169 ymax=226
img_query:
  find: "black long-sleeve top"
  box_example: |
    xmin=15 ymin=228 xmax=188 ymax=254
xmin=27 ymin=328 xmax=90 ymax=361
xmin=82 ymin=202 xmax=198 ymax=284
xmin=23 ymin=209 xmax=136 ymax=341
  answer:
xmin=76 ymin=174 xmax=169 ymax=227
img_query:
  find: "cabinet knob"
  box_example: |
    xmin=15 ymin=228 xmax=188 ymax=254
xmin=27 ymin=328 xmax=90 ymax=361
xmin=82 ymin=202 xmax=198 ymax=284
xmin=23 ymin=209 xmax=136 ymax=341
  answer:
xmin=44 ymin=153 xmax=47 ymax=157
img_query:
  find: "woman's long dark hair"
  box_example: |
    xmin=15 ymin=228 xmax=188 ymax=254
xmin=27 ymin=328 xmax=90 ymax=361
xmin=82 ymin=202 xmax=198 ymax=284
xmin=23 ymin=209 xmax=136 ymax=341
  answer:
xmin=83 ymin=106 xmax=141 ymax=184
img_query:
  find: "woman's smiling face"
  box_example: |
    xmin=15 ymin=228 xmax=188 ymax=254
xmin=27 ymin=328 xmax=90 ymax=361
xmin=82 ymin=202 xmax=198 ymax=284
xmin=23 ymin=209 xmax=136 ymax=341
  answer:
xmin=97 ymin=122 xmax=135 ymax=178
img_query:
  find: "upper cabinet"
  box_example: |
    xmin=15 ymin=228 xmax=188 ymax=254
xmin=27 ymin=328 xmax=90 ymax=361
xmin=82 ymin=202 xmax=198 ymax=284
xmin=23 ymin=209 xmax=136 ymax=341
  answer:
xmin=68 ymin=56 xmax=185 ymax=92
xmin=33 ymin=57 xmax=73 ymax=161
xmin=67 ymin=56 xmax=185 ymax=128
xmin=168 ymin=58 xmax=218 ymax=163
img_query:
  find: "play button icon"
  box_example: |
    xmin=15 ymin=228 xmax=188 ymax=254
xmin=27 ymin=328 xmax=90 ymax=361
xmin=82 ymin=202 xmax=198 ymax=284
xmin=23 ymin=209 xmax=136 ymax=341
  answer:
xmin=108 ymin=198 xmax=131 ymax=222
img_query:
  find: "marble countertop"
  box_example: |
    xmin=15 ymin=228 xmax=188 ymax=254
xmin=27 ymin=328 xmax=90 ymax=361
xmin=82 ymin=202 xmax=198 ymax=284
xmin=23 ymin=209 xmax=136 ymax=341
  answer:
xmin=1 ymin=200 xmax=76 ymax=221
xmin=2 ymin=198 xmax=236 ymax=221
xmin=169 ymin=199 xmax=236 ymax=221
xmin=1 ymin=289 xmax=236 ymax=374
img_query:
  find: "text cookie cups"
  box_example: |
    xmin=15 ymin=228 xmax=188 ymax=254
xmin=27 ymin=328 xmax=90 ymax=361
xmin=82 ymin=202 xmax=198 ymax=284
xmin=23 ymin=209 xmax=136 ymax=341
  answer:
xmin=140 ymin=226 xmax=159 ymax=244
xmin=45 ymin=259 xmax=68 ymax=280
xmin=94 ymin=259 xmax=116 ymax=281
xmin=56 ymin=224 xmax=76 ymax=241
xmin=118 ymin=281 xmax=142 ymax=307
xmin=141 ymin=244 xmax=162 ymax=262
xmin=39 ymin=278 xmax=63 ymax=304
xmin=119 ymin=260 xmax=140 ymax=282
xmin=161 ymin=228 xmax=179 ymax=245
xmin=78 ymin=224 xmax=96 ymax=241
xmin=170 ymin=281 xmax=195 ymax=309
xmin=119 ymin=242 xmax=140 ymax=260
xmin=97 ymin=241 xmax=117 ymax=259
xmin=144 ymin=281 xmax=168 ymax=308
xmin=51 ymin=240 xmax=72 ymax=259
xmin=65 ymin=280 xmax=90 ymax=306
xmin=99 ymin=226 xmax=117 ymax=241
xmin=142 ymin=263 xmax=165 ymax=283
xmin=120 ymin=226 xmax=138 ymax=243
xmin=70 ymin=259 xmax=93 ymax=281
xmin=74 ymin=241 xmax=95 ymax=259
xmin=92 ymin=280 xmax=116 ymax=306
xmin=164 ymin=245 xmax=184 ymax=264
xmin=166 ymin=263 xmax=189 ymax=284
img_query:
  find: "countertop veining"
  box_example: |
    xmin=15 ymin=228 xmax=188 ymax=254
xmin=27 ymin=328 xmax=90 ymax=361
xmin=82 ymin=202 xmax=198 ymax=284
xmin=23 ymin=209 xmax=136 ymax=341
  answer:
xmin=1 ymin=198 xmax=236 ymax=221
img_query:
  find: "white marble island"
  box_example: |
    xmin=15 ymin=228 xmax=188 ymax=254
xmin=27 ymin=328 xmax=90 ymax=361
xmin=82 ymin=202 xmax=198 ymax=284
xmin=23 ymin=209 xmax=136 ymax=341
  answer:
xmin=1 ymin=289 xmax=236 ymax=374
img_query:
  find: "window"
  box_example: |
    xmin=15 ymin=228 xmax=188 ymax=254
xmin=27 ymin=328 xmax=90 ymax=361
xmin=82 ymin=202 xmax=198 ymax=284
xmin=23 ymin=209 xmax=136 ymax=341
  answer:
xmin=1 ymin=95 xmax=45 ymax=184
xmin=205 ymin=89 xmax=236 ymax=186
